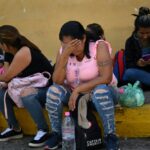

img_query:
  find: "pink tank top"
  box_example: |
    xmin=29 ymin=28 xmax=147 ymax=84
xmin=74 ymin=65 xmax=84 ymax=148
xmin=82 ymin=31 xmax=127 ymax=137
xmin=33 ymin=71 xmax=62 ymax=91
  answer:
xmin=60 ymin=40 xmax=117 ymax=89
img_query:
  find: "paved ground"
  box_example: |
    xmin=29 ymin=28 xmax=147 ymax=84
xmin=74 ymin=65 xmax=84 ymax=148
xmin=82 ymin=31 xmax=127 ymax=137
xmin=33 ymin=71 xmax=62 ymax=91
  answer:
xmin=0 ymin=136 xmax=150 ymax=150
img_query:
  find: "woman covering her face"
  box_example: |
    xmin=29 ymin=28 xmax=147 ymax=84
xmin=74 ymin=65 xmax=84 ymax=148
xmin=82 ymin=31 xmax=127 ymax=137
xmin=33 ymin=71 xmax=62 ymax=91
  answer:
xmin=45 ymin=21 xmax=119 ymax=150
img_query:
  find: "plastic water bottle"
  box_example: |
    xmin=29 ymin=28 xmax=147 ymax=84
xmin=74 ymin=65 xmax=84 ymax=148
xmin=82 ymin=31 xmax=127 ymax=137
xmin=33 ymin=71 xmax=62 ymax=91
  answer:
xmin=62 ymin=111 xmax=76 ymax=150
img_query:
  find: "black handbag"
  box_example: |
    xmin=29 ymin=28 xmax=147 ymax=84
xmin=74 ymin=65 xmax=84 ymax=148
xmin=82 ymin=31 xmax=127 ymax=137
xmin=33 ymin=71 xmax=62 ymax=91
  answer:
xmin=71 ymin=94 xmax=103 ymax=150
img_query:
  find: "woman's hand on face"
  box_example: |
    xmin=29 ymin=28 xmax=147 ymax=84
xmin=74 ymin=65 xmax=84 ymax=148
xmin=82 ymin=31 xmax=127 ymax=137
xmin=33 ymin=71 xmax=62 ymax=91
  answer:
xmin=68 ymin=90 xmax=79 ymax=111
xmin=62 ymin=39 xmax=81 ymax=56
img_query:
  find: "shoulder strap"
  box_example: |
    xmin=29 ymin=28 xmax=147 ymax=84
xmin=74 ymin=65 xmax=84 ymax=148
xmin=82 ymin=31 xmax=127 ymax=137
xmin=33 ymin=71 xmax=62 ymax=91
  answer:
xmin=42 ymin=71 xmax=51 ymax=79
xmin=113 ymin=49 xmax=125 ymax=81
xmin=118 ymin=49 xmax=125 ymax=81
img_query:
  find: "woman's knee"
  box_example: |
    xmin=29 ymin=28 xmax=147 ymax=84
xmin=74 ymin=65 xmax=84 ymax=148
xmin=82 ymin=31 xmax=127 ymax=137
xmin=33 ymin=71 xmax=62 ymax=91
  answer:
xmin=93 ymin=84 xmax=110 ymax=95
xmin=124 ymin=68 xmax=136 ymax=78
xmin=21 ymin=88 xmax=38 ymax=104
xmin=21 ymin=87 xmax=38 ymax=97
xmin=46 ymin=84 xmax=67 ymax=103
xmin=92 ymin=84 xmax=111 ymax=102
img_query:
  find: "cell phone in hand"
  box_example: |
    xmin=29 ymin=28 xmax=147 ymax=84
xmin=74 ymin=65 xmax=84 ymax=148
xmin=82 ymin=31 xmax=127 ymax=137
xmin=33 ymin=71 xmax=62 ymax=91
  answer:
xmin=142 ymin=47 xmax=150 ymax=61
xmin=142 ymin=55 xmax=150 ymax=61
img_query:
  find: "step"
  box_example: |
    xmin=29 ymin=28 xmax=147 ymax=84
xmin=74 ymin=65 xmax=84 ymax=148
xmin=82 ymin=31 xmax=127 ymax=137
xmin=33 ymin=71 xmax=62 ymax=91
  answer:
xmin=0 ymin=103 xmax=150 ymax=138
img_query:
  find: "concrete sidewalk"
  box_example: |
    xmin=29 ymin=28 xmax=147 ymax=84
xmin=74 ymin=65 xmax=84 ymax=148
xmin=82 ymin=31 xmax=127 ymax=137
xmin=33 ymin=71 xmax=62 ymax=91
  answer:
xmin=0 ymin=136 xmax=150 ymax=150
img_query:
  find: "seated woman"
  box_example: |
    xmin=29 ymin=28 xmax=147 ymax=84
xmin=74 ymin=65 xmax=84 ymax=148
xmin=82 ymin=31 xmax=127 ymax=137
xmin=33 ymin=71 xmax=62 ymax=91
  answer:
xmin=0 ymin=25 xmax=53 ymax=148
xmin=45 ymin=21 xmax=119 ymax=150
xmin=86 ymin=23 xmax=118 ymax=87
xmin=123 ymin=6 xmax=150 ymax=88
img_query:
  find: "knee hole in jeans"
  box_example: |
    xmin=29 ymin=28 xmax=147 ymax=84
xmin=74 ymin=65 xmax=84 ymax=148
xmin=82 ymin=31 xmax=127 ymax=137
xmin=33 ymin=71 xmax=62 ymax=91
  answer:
xmin=20 ymin=87 xmax=37 ymax=97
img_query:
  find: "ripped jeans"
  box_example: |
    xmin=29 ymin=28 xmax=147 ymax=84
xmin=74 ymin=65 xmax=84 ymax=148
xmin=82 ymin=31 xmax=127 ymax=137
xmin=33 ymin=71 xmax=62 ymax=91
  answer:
xmin=46 ymin=84 xmax=116 ymax=136
xmin=0 ymin=87 xmax=49 ymax=131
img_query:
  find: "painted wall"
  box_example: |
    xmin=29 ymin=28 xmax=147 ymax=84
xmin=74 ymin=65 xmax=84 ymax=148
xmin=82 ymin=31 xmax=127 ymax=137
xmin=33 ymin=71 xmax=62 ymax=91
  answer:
xmin=0 ymin=0 xmax=150 ymax=61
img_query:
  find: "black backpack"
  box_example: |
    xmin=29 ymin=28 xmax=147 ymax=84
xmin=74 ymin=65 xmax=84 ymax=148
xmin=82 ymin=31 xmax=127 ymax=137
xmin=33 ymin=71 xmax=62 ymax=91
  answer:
xmin=71 ymin=94 xmax=103 ymax=150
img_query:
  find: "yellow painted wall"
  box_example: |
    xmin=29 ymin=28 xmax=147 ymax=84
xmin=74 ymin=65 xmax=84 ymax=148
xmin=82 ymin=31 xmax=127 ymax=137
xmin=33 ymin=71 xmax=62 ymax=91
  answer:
xmin=0 ymin=0 xmax=150 ymax=61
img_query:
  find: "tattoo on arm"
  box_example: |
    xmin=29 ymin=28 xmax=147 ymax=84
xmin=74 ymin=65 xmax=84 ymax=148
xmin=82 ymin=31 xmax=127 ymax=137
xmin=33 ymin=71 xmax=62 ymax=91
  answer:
xmin=97 ymin=60 xmax=112 ymax=67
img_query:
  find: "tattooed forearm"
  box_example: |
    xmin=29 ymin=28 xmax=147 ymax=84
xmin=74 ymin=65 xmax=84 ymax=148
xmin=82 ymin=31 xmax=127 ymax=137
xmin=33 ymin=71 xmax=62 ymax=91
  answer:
xmin=97 ymin=60 xmax=112 ymax=67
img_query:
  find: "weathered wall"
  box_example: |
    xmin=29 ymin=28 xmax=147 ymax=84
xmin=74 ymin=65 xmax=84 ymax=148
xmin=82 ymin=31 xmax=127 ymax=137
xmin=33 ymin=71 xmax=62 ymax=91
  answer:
xmin=0 ymin=0 xmax=150 ymax=61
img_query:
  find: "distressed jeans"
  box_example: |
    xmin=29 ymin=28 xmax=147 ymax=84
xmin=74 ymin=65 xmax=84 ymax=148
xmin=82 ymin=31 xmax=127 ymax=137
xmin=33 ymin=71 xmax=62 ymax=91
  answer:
xmin=0 ymin=87 xmax=49 ymax=131
xmin=46 ymin=84 xmax=116 ymax=136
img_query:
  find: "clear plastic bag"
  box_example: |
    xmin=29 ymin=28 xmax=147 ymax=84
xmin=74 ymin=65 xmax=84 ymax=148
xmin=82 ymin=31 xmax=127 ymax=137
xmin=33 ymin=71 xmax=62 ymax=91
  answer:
xmin=118 ymin=81 xmax=145 ymax=107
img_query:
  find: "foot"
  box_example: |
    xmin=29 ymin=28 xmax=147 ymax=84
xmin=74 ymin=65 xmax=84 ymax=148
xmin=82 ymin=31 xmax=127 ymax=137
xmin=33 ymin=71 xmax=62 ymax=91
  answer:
xmin=0 ymin=128 xmax=23 ymax=142
xmin=44 ymin=132 xmax=62 ymax=150
xmin=104 ymin=133 xmax=120 ymax=150
xmin=28 ymin=130 xmax=49 ymax=148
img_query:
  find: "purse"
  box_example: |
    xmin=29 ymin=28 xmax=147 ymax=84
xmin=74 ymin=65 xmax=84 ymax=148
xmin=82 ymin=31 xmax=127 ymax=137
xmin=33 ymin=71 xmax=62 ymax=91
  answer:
xmin=4 ymin=72 xmax=51 ymax=119
xmin=75 ymin=111 xmax=103 ymax=150
xmin=71 ymin=94 xmax=103 ymax=150
xmin=7 ymin=72 xmax=51 ymax=107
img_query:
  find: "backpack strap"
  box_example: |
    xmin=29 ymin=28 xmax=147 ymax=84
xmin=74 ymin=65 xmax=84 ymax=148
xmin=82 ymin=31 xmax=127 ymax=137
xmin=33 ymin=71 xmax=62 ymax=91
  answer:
xmin=113 ymin=49 xmax=125 ymax=82
xmin=118 ymin=49 xmax=125 ymax=81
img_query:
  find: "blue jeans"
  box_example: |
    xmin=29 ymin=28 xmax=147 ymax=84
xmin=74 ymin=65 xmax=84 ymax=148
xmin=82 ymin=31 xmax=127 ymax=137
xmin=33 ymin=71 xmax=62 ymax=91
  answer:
xmin=123 ymin=68 xmax=150 ymax=86
xmin=0 ymin=87 xmax=48 ymax=131
xmin=46 ymin=84 xmax=116 ymax=136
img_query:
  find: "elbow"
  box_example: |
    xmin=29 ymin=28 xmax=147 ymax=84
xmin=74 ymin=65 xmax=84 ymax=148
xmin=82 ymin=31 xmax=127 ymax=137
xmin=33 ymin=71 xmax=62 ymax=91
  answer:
xmin=106 ymin=77 xmax=112 ymax=84
xmin=103 ymin=75 xmax=112 ymax=84
xmin=52 ymin=76 xmax=64 ymax=85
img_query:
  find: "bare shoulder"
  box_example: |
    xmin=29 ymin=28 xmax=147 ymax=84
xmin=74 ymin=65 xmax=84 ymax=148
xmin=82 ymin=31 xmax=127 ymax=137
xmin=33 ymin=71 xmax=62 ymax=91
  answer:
xmin=14 ymin=46 xmax=31 ymax=60
xmin=16 ymin=46 xmax=31 ymax=56
xmin=13 ymin=46 xmax=31 ymax=64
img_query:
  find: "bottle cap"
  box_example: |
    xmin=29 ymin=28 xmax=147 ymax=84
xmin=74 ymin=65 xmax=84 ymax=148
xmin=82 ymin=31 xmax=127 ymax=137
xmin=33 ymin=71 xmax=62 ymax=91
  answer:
xmin=88 ymin=122 xmax=92 ymax=128
xmin=65 ymin=112 xmax=70 ymax=116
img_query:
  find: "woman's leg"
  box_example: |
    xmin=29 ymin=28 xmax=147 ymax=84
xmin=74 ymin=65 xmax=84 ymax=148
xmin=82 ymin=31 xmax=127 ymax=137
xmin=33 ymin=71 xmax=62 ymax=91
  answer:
xmin=91 ymin=84 xmax=119 ymax=150
xmin=21 ymin=87 xmax=49 ymax=131
xmin=45 ymin=84 xmax=71 ymax=149
xmin=0 ymin=89 xmax=22 ymax=141
xmin=91 ymin=84 xmax=115 ymax=135
xmin=21 ymin=87 xmax=50 ymax=147
xmin=46 ymin=84 xmax=71 ymax=134
xmin=0 ymin=89 xmax=19 ymax=129
xmin=108 ymin=86 xmax=119 ymax=105
xmin=123 ymin=68 xmax=150 ymax=86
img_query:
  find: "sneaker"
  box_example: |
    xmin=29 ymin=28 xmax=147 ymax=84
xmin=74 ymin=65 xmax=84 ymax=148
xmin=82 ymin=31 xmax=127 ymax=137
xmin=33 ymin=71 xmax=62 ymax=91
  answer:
xmin=44 ymin=132 xmax=62 ymax=150
xmin=28 ymin=130 xmax=49 ymax=148
xmin=0 ymin=128 xmax=23 ymax=142
xmin=104 ymin=134 xmax=120 ymax=150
